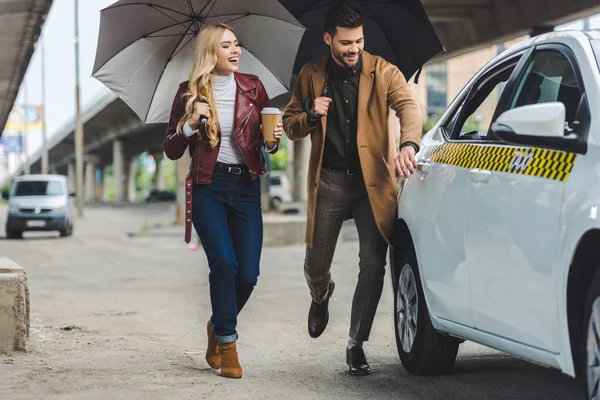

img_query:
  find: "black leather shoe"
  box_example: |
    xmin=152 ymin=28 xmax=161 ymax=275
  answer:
xmin=308 ymin=280 xmax=335 ymax=338
xmin=346 ymin=346 xmax=372 ymax=376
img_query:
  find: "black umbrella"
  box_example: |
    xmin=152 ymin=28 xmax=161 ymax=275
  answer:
xmin=280 ymin=0 xmax=444 ymax=83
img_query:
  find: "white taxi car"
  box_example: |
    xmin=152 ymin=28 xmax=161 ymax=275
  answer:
xmin=392 ymin=30 xmax=600 ymax=399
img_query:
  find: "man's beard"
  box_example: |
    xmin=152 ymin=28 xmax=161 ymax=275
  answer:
xmin=331 ymin=46 xmax=360 ymax=69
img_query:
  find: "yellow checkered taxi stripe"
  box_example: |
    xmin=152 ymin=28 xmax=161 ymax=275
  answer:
xmin=422 ymin=143 xmax=576 ymax=182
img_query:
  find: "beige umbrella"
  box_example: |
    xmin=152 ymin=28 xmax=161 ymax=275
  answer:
xmin=92 ymin=0 xmax=306 ymax=123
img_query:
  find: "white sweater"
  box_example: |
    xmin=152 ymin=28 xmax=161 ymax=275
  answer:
xmin=213 ymin=73 xmax=245 ymax=164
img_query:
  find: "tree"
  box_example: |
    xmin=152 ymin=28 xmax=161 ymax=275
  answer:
xmin=269 ymin=136 xmax=288 ymax=171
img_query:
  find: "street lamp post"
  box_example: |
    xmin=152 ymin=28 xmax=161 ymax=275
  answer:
xmin=23 ymin=82 xmax=30 ymax=175
xmin=41 ymin=37 xmax=48 ymax=175
xmin=74 ymin=0 xmax=84 ymax=216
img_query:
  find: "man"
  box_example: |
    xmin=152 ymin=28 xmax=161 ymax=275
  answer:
xmin=282 ymin=2 xmax=422 ymax=376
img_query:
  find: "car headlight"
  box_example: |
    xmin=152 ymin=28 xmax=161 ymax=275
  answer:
xmin=55 ymin=206 xmax=67 ymax=213
xmin=8 ymin=205 xmax=19 ymax=213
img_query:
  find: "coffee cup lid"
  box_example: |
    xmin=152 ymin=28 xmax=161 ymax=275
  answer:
xmin=261 ymin=107 xmax=281 ymax=114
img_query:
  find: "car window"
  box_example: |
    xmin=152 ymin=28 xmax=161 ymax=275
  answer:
xmin=593 ymin=40 xmax=600 ymax=71
xmin=270 ymin=177 xmax=281 ymax=186
xmin=12 ymin=181 xmax=64 ymax=196
xmin=446 ymin=60 xmax=518 ymax=141
xmin=509 ymin=50 xmax=582 ymax=133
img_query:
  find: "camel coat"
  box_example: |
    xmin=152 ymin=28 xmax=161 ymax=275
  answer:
xmin=282 ymin=51 xmax=423 ymax=248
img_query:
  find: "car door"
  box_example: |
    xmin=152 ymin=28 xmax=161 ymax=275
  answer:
xmin=466 ymin=45 xmax=587 ymax=352
xmin=407 ymin=52 xmax=525 ymax=327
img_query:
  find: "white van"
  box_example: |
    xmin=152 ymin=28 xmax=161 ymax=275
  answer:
xmin=2 ymin=174 xmax=75 ymax=239
xmin=269 ymin=171 xmax=293 ymax=209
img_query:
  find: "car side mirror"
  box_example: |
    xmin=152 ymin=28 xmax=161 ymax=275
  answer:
xmin=491 ymin=102 xmax=585 ymax=153
xmin=69 ymin=191 xmax=76 ymax=197
xmin=1 ymin=191 xmax=8 ymax=200
xmin=493 ymin=102 xmax=566 ymax=138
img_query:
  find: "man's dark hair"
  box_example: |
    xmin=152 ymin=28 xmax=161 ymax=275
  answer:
xmin=324 ymin=2 xmax=364 ymax=36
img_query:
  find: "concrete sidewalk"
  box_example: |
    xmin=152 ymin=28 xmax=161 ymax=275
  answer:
xmin=0 ymin=204 xmax=582 ymax=400
xmin=129 ymin=211 xmax=308 ymax=248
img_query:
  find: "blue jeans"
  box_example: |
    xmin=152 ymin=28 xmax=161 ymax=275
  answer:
xmin=192 ymin=165 xmax=263 ymax=344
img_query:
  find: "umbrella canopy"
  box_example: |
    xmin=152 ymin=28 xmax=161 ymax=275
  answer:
xmin=279 ymin=0 xmax=444 ymax=82
xmin=92 ymin=0 xmax=305 ymax=124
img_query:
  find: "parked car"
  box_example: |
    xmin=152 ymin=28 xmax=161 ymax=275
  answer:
xmin=145 ymin=189 xmax=176 ymax=203
xmin=392 ymin=30 xmax=600 ymax=399
xmin=268 ymin=170 xmax=293 ymax=209
xmin=2 ymin=174 xmax=75 ymax=238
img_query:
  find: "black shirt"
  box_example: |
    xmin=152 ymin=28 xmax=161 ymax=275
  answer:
xmin=321 ymin=56 xmax=362 ymax=174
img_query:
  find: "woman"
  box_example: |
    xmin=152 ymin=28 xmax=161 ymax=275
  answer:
xmin=164 ymin=23 xmax=282 ymax=379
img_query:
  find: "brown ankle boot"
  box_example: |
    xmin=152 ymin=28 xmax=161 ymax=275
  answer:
xmin=220 ymin=342 xmax=243 ymax=378
xmin=206 ymin=321 xmax=221 ymax=369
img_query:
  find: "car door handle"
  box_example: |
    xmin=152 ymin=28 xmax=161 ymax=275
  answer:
xmin=469 ymin=169 xmax=491 ymax=184
xmin=416 ymin=161 xmax=431 ymax=176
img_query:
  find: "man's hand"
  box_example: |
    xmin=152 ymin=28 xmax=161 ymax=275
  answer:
xmin=311 ymin=97 xmax=332 ymax=116
xmin=394 ymin=146 xmax=417 ymax=178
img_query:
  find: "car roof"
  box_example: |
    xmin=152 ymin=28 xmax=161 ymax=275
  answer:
xmin=584 ymin=29 xmax=600 ymax=40
xmin=503 ymin=30 xmax=595 ymax=55
xmin=14 ymin=174 xmax=66 ymax=182
xmin=471 ymin=29 xmax=599 ymax=82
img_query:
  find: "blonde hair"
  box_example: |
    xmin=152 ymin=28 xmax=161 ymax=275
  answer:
xmin=176 ymin=23 xmax=236 ymax=147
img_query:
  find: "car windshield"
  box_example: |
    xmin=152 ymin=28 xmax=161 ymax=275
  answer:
xmin=593 ymin=40 xmax=600 ymax=72
xmin=12 ymin=180 xmax=64 ymax=196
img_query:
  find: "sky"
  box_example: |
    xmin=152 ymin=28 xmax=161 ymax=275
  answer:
xmin=9 ymin=0 xmax=114 ymax=160
xmin=5 ymin=1 xmax=600 ymax=160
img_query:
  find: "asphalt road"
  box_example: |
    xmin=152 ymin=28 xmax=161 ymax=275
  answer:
xmin=0 ymin=204 xmax=584 ymax=399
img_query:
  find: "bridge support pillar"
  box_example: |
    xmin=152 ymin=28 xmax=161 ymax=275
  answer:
xmin=152 ymin=152 xmax=165 ymax=190
xmin=113 ymin=140 xmax=126 ymax=203
xmin=292 ymin=139 xmax=309 ymax=202
xmin=84 ymin=158 xmax=97 ymax=204
xmin=102 ymin=165 xmax=111 ymax=202
xmin=127 ymin=156 xmax=138 ymax=203
xmin=67 ymin=163 xmax=75 ymax=191
xmin=94 ymin=167 xmax=103 ymax=202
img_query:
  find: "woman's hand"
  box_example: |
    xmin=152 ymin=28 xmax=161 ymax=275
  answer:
xmin=265 ymin=122 xmax=283 ymax=150
xmin=188 ymin=101 xmax=210 ymax=128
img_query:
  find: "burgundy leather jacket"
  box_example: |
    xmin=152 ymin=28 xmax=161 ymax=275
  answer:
xmin=163 ymin=73 xmax=275 ymax=242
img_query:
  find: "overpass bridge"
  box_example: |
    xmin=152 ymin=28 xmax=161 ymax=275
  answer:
xmin=16 ymin=0 xmax=600 ymax=206
xmin=0 ymin=0 xmax=54 ymax=136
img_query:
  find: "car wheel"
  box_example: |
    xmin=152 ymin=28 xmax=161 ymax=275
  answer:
xmin=6 ymin=229 xmax=23 ymax=239
xmin=393 ymin=241 xmax=459 ymax=375
xmin=60 ymin=220 xmax=73 ymax=237
xmin=583 ymin=269 xmax=600 ymax=399
xmin=271 ymin=196 xmax=282 ymax=210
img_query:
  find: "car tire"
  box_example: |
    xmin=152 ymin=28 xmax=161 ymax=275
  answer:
xmin=60 ymin=220 xmax=73 ymax=237
xmin=582 ymin=269 xmax=600 ymax=399
xmin=271 ymin=196 xmax=282 ymax=210
xmin=6 ymin=229 xmax=23 ymax=239
xmin=392 ymin=240 xmax=459 ymax=375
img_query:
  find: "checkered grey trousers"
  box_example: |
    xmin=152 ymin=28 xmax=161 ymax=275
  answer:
xmin=304 ymin=168 xmax=388 ymax=342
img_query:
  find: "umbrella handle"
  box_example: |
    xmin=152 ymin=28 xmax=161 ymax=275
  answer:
xmin=303 ymin=98 xmax=322 ymax=120
xmin=302 ymin=66 xmax=330 ymax=119
xmin=196 ymin=99 xmax=209 ymax=126
xmin=322 ymin=67 xmax=329 ymax=97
